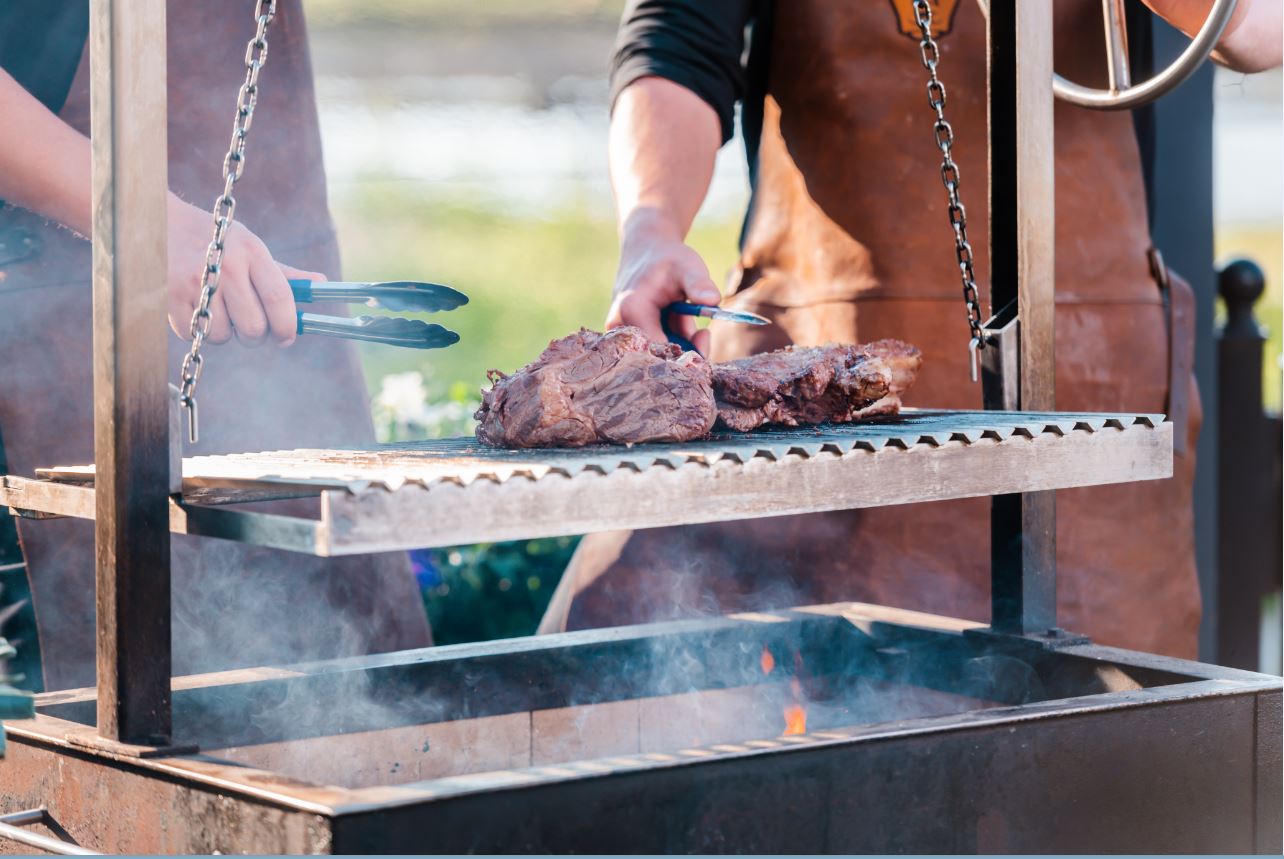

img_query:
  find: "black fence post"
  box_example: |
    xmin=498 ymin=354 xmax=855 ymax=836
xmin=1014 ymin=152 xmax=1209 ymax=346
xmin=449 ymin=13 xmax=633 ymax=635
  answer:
xmin=1216 ymin=258 xmax=1281 ymax=671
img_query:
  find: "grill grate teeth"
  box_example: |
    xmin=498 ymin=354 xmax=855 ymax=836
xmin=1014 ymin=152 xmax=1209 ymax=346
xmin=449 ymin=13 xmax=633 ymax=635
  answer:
xmin=37 ymin=410 xmax=1167 ymax=494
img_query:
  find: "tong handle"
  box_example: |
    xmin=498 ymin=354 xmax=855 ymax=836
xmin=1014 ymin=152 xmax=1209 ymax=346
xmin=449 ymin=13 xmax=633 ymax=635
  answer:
xmin=660 ymin=303 xmax=698 ymax=352
xmin=290 ymin=279 xmax=318 ymax=304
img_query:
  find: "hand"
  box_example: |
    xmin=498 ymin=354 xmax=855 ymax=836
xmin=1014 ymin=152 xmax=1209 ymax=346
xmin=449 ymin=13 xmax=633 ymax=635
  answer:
xmin=166 ymin=196 xmax=325 ymax=347
xmin=606 ymin=211 xmax=721 ymax=355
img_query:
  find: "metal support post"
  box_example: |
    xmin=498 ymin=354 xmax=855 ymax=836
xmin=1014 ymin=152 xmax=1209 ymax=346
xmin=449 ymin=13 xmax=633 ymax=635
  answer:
xmin=986 ymin=0 xmax=1058 ymax=636
xmin=89 ymin=0 xmax=173 ymax=744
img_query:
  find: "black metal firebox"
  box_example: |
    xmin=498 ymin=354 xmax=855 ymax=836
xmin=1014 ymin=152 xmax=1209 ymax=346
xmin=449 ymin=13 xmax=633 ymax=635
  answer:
xmin=2 ymin=603 xmax=1279 ymax=853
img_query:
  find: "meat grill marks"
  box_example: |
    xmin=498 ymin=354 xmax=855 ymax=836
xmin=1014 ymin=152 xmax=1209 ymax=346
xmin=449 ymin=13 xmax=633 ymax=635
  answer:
xmin=712 ymin=340 xmax=923 ymax=433
xmin=476 ymin=330 xmax=922 ymax=447
xmin=475 ymin=327 xmax=718 ymax=448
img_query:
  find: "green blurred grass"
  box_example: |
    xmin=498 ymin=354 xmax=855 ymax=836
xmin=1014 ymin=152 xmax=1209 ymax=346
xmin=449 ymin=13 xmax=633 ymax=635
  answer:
xmin=331 ymin=182 xmax=744 ymax=401
xmin=304 ymin=0 xmax=625 ymax=27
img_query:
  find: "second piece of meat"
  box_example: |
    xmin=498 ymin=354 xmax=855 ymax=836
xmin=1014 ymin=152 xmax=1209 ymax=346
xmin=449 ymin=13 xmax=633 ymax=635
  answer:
xmin=713 ymin=340 xmax=923 ymax=432
xmin=475 ymin=326 xmax=718 ymax=448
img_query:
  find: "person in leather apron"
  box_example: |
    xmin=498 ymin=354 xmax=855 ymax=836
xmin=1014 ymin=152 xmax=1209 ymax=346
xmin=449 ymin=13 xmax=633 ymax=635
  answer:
xmin=0 ymin=1 xmax=431 ymax=691
xmin=540 ymin=0 xmax=1281 ymax=658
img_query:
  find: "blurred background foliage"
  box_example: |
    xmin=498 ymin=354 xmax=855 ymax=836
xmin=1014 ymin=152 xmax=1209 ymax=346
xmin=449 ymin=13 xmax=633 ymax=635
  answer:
xmin=300 ymin=1 xmax=1281 ymax=645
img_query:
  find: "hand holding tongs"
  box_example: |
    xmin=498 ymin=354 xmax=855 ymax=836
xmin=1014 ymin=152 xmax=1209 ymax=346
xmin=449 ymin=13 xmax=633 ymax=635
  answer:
xmin=289 ymin=279 xmax=468 ymax=349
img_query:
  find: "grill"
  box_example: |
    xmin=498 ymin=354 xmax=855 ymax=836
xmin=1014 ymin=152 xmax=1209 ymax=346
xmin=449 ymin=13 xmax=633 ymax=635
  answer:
xmin=4 ymin=603 xmax=1280 ymax=853
xmin=25 ymin=410 xmax=1171 ymax=554
xmin=0 ymin=1 xmax=1279 ymax=855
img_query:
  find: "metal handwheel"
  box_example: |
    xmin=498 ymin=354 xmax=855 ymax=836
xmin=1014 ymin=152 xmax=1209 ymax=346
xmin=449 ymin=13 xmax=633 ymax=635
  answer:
xmin=976 ymin=0 xmax=1240 ymax=110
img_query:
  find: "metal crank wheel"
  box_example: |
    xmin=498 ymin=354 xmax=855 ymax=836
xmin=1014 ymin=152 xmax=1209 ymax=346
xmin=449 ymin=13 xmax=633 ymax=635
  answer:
xmin=977 ymin=0 xmax=1239 ymax=110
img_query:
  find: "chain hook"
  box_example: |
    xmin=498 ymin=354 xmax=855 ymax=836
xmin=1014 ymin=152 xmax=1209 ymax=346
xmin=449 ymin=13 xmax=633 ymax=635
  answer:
xmin=176 ymin=0 xmax=279 ymax=443
xmin=912 ymin=0 xmax=987 ymax=382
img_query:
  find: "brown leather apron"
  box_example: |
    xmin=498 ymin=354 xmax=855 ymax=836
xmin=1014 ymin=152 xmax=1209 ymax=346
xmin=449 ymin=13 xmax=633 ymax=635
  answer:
xmin=0 ymin=1 xmax=431 ymax=691
xmin=542 ymin=0 xmax=1201 ymax=659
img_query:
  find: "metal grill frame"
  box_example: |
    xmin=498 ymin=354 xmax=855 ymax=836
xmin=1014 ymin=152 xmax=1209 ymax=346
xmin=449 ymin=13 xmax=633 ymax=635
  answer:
xmin=0 ymin=0 xmax=1196 ymax=760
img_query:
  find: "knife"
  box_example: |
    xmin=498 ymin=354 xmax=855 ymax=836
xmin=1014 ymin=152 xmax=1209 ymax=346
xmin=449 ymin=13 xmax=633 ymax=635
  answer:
xmin=296 ymin=313 xmax=461 ymax=349
xmin=661 ymin=301 xmax=770 ymax=351
xmin=289 ymin=279 xmax=469 ymax=314
xmin=665 ymin=301 xmax=770 ymax=327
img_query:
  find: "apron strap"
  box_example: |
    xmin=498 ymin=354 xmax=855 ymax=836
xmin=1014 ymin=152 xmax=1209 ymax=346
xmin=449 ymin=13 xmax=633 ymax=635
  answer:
xmin=1150 ymin=247 xmax=1195 ymax=457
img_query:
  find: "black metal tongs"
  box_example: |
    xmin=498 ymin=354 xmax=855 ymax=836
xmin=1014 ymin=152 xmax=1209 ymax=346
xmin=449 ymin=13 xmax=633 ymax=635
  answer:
xmin=289 ymin=280 xmax=467 ymax=349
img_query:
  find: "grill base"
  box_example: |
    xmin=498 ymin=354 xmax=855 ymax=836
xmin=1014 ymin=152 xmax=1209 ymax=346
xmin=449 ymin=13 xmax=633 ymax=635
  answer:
xmin=2 ymin=603 xmax=1279 ymax=854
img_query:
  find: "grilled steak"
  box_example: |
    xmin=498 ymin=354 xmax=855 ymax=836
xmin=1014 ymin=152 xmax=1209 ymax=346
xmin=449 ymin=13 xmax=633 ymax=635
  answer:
xmin=713 ymin=340 xmax=922 ymax=432
xmin=476 ymin=327 xmax=718 ymax=448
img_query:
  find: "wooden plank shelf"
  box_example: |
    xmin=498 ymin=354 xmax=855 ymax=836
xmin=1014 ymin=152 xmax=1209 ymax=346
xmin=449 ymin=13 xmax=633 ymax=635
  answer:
xmin=1 ymin=411 xmax=1171 ymax=557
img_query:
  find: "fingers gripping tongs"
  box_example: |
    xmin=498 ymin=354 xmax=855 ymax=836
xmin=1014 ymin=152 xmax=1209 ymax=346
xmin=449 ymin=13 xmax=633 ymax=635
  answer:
xmin=289 ymin=280 xmax=468 ymax=349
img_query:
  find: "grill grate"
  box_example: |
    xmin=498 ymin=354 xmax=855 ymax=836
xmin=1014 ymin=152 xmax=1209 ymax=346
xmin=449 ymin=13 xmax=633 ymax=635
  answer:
xmin=39 ymin=410 xmax=1165 ymax=494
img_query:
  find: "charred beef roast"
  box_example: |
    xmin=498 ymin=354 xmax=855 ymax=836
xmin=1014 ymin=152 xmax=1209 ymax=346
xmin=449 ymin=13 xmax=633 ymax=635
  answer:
xmin=475 ymin=327 xmax=718 ymax=448
xmin=712 ymin=340 xmax=922 ymax=432
xmin=476 ymin=329 xmax=921 ymax=447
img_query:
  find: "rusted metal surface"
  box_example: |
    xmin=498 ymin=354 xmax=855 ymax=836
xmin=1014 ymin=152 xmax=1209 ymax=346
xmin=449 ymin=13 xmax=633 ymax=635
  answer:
xmin=0 ymin=604 xmax=1278 ymax=853
xmin=88 ymin=0 xmax=173 ymax=745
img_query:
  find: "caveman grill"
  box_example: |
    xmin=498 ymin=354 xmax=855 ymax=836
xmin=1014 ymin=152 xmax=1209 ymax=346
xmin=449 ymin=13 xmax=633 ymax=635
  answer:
xmin=0 ymin=0 xmax=1280 ymax=854
xmin=1 ymin=408 xmax=1280 ymax=853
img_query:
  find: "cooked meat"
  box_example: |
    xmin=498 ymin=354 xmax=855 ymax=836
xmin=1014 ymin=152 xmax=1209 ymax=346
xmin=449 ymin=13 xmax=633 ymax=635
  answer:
xmin=476 ymin=327 xmax=718 ymax=448
xmin=713 ymin=340 xmax=922 ymax=432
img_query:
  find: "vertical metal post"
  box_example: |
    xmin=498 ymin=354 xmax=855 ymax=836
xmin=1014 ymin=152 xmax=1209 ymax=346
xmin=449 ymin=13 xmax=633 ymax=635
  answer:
xmin=986 ymin=0 xmax=1058 ymax=635
xmin=90 ymin=0 xmax=172 ymax=744
xmin=1146 ymin=19 xmax=1219 ymax=661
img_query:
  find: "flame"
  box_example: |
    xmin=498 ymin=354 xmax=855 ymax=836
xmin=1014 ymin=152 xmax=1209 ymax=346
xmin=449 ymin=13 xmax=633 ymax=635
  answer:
xmin=783 ymin=704 xmax=807 ymax=736
xmin=759 ymin=646 xmax=775 ymax=675
xmin=780 ymin=662 xmax=801 ymax=729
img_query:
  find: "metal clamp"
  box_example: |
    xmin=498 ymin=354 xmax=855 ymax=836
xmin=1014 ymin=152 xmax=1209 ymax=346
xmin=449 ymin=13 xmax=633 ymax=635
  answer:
xmin=0 ymin=808 xmax=100 ymax=855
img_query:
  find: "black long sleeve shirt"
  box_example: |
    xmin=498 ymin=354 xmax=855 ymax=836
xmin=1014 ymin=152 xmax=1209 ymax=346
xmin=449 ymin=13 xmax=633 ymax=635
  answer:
xmin=610 ymin=0 xmax=772 ymax=183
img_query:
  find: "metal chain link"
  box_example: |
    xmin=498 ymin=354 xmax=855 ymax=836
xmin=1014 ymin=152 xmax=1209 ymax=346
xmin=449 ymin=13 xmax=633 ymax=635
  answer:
xmin=177 ymin=0 xmax=278 ymax=443
xmin=912 ymin=0 xmax=987 ymax=382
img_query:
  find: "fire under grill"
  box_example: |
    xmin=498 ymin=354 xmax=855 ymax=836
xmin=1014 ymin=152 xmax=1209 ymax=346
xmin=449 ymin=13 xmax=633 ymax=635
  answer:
xmin=2 ymin=603 xmax=1280 ymax=853
xmin=8 ymin=410 xmax=1172 ymax=555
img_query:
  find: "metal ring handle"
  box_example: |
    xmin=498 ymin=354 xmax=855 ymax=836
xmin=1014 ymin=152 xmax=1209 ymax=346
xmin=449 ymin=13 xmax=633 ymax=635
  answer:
xmin=975 ymin=0 xmax=1239 ymax=111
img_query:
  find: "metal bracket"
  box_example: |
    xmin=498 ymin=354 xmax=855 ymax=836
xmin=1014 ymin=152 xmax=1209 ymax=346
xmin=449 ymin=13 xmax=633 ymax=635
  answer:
xmin=980 ymin=299 xmax=1020 ymax=411
xmin=964 ymin=625 xmax=1092 ymax=653
xmin=65 ymin=732 xmax=198 ymax=759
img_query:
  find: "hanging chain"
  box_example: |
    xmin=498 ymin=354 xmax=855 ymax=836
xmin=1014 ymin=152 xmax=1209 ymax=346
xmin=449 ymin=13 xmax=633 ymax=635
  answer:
xmin=912 ymin=0 xmax=987 ymax=383
xmin=177 ymin=0 xmax=279 ymax=443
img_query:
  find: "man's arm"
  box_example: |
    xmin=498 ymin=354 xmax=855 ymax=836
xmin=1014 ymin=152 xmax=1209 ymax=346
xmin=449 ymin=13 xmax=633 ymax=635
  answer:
xmin=608 ymin=77 xmax=724 ymax=352
xmin=1144 ymin=0 xmax=1282 ymax=73
xmin=606 ymin=0 xmax=755 ymax=353
xmin=0 ymin=69 xmax=316 ymax=346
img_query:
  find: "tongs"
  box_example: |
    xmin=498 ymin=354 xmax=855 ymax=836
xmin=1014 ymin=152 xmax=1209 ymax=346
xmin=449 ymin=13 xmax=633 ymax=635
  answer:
xmin=289 ymin=279 xmax=468 ymax=349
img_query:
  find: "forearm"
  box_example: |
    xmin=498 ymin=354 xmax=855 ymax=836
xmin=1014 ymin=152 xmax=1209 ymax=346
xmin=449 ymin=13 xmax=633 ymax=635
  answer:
xmin=0 ymin=69 xmax=94 ymax=235
xmin=1143 ymin=0 xmax=1282 ymax=73
xmin=609 ymin=76 xmax=722 ymax=243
